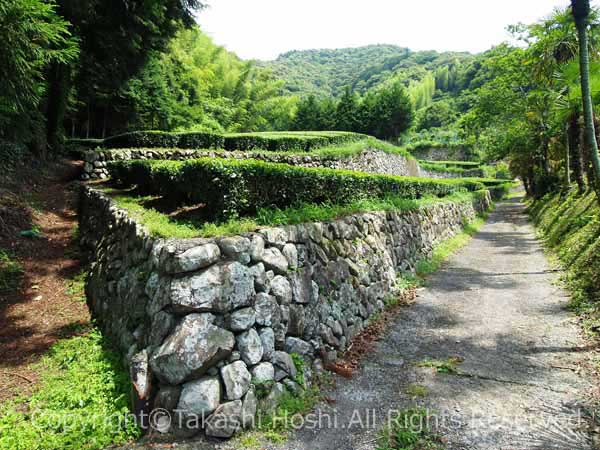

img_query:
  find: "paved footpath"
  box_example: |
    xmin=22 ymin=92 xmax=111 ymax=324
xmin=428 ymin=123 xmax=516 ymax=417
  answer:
xmin=265 ymin=197 xmax=598 ymax=450
xmin=116 ymin=198 xmax=598 ymax=450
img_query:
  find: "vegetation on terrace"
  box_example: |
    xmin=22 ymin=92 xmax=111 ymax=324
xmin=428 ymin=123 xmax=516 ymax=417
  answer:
xmin=106 ymin=158 xmax=493 ymax=221
xmin=97 ymin=130 xmax=368 ymax=153
xmin=103 ymin=189 xmax=489 ymax=239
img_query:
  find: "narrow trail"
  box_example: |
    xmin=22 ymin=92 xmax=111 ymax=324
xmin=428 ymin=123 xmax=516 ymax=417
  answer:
xmin=265 ymin=197 xmax=598 ymax=450
xmin=0 ymin=161 xmax=90 ymax=402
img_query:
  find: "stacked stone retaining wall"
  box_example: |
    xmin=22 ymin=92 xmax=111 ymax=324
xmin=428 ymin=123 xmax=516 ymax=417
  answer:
xmin=79 ymin=185 xmax=491 ymax=438
xmin=82 ymin=148 xmax=420 ymax=180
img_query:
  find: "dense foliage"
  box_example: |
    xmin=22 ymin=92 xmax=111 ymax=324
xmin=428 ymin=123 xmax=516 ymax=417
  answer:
xmin=114 ymin=28 xmax=297 ymax=134
xmin=0 ymin=0 xmax=207 ymax=153
xmin=99 ymin=130 xmax=366 ymax=152
xmin=264 ymin=45 xmax=474 ymax=98
xmin=291 ymin=83 xmax=414 ymax=140
xmin=108 ymin=158 xmax=488 ymax=221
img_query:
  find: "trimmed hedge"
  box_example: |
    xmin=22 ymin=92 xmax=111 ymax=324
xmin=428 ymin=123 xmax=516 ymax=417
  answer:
xmin=101 ymin=131 xmax=366 ymax=152
xmin=108 ymin=158 xmax=486 ymax=221
xmin=103 ymin=131 xmax=224 ymax=149
xmin=222 ymin=132 xmax=367 ymax=152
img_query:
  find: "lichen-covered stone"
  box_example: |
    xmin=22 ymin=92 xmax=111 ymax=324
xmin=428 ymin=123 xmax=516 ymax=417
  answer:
xmin=165 ymin=244 xmax=220 ymax=274
xmin=287 ymin=304 xmax=306 ymax=337
xmin=130 ymin=349 xmax=152 ymax=400
xmin=170 ymin=262 xmax=255 ymax=313
xmin=205 ymin=400 xmax=243 ymax=438
xmin=259 ymin=327 xmax=275 ymax=360
xmin=270 ymin=275 xmax=292 ymax=304
xmin=290 ymin=267 xmax=314 ymax=304
xmin=261 ymin=382 xmax=286 ymax=412
xmin=260 ymin=247 xmax=288 ymax=274
xmin=228 ymin=307 xmax=255 ymax=332
xmin=241 ymin=387 xmax=257 ymax=428
xmin=221 ymin=361 xmax=251 ymax=400
xmin=285 ymin=337 xmax=313 ymax=357
xmin=250 ymin=234 xmax=265 ymax=262
xmin=254 ymin=293 xmax=280 ymax=327
xmin=236 ymin=329 xmax=263 ymax=366
xmin=219 ymin=236 xmax=251 ymax=264
xmin=251 ymin=361 xmax=275 ymax=383
xmin=272 ymin=351 xmax=297 ymax=381
xmin=282 ymin=243 xmax=298 ymax=270
xmin=150 ymin=314 xmax=235 ymax=384
xmin=177 ymin=376 xmax=221 ymax=418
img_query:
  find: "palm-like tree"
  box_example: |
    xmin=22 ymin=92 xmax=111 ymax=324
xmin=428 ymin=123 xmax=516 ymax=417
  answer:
xmin=572 ymin=0 xmax=600 ymax=196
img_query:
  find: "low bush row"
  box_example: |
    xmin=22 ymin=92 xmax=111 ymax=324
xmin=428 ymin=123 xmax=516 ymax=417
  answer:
xmin=108 ymin=158 xmax=487 ymax=221
xmin=103 ymin=131 xmax=225 ymax=149
xmin=100 ymin=131 xmax=367 ymax=152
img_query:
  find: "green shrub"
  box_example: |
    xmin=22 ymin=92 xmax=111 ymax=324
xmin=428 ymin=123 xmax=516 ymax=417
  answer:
xmin=101 ymin=131 xmax=365 ymax=152
xmin=223 ymin=131 xmax=366 ymax=152
xmin=0 ymin=139 xmax=29 ymax=170
xmin=487 ymin=182 xmax=514 ymax=200
xmin=103 ymin=131 xmax=224 ymax=149
xmin=108 ymin=158 xmax=486 ymax=221
xmin=0 ymin=248 xmax=23 ymax=293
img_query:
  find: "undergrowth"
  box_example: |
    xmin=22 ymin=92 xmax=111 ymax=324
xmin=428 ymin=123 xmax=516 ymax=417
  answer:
xmin=376 ymin=407 xmax=443 ymax=450
xmin=0 ymin=247 xmax=23 ymax=293
xmin=107 ymin=189 xmax=483 ymax=239
xmin=0 ymin=331 xmax=140 ymax=450
xmin=528 ymin=190 xmax=600 ymax=337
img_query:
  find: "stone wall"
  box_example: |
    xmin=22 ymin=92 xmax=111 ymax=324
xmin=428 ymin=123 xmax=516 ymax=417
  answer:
xmin=410 ymin=145 xmax=470 ymax=162
xmin=82 ymin=148 xmax=420 ymax=180
xmin=418 ymin=168 xmax=484 ymax=179
xmin=79 ymin=185 xmax=491 ymax=439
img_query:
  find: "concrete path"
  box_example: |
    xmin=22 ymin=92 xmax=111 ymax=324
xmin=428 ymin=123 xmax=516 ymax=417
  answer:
xmin=114 ymin=197 xmax=597 ymax=450
xmin=264 ymin=197 xmax=597 ymax=450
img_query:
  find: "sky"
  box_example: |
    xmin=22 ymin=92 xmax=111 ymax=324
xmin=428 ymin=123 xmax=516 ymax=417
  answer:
xmin=196 ymin=0 xmax=600 ymax=61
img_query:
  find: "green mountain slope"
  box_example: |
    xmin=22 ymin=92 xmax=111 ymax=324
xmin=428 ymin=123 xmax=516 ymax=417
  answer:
xmin=263 ymin=45 xmax=475 ymax=97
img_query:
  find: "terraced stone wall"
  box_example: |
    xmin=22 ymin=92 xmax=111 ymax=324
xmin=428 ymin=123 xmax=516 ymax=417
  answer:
xmin=81 ymin=148 xmax=420 ymax=180
xmin=79 ymin=185 xmax=490 ymax=438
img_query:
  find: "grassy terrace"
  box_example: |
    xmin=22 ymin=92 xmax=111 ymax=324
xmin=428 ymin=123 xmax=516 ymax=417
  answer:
xmin=101 ymin=188 xmax=488 ymax=238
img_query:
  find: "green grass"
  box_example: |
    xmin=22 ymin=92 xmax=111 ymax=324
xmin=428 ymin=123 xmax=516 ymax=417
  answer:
xmin=0 ymin=248 xmax=23 ymax=293
xmin=376 ymin=408 xmax=443 ymax=450
xmin=416 ymin=356 xmax=464 ymax=374
xmin=528 ymin=190 xmax=600 ymax=337
xmin=406 ymin=384 xmax=429 ymax=398
xmin=0 ymin=330 xmax=140 ymax=450
xmin=107 ymin=190 xmax=484 ymax=239
xmin=66 ymin=270 xmax=87 ymax=303
xmin=415 ymin=213 xmax=488 ymax=276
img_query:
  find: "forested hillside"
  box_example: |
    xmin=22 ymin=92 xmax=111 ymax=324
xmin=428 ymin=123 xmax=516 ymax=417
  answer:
xmin=264 ymin=45 xmax=474 ymax=97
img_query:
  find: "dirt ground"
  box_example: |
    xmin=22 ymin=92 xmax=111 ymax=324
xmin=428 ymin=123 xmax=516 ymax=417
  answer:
xmin=0 ymin=160 xmax=90 ymax=402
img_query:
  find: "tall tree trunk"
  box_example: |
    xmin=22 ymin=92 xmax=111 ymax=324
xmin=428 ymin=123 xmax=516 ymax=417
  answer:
xmin=569 ymin=114 xmax=585 ymax=193
xmin=102 ymin=106 xmax=107 ymax=139
xmin=45 ymin=63 xmax=71 ymax=157
xmin=573 ymin=0 xmax=600 ymax=202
